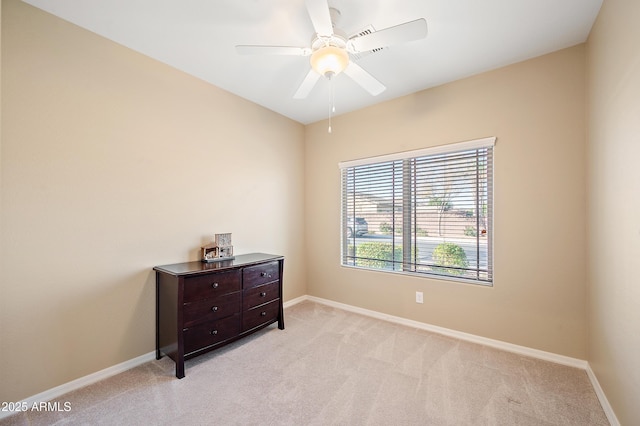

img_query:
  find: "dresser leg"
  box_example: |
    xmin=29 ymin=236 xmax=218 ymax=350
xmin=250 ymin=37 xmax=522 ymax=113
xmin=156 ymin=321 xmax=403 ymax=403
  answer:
xmin=155 ymin=272 xmax=161 ymax=360
xmin=176 ymin=360 xmax=185 ymax=379
xmin=278 ymin=306 xmax=285 ymax=330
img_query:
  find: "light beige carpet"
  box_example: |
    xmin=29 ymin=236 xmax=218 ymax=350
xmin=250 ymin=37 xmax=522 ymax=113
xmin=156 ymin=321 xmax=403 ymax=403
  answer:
xmin=2 ymin=301 xmax=608 ymax=425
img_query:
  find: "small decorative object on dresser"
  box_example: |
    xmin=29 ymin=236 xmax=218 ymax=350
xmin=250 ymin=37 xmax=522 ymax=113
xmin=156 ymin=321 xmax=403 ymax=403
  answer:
xmin=154 ymin=253 xmax=284 ymax=378
xmin=201 ymin=232 xmax=234 ymax=262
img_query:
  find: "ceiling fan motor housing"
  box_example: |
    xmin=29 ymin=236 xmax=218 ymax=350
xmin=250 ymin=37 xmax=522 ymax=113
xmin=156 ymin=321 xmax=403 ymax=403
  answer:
xmin=309 ymin=9 xmax=350 ymax=78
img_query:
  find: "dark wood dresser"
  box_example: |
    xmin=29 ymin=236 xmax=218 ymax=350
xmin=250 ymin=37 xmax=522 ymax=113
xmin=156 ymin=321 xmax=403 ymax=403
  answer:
xmin=154 ymin=253 xmax=284 ymax=378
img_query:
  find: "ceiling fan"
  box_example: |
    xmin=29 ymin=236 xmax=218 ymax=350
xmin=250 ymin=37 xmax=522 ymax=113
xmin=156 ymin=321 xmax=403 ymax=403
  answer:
xmin=236 ymin=0 xmax=428 ymax=99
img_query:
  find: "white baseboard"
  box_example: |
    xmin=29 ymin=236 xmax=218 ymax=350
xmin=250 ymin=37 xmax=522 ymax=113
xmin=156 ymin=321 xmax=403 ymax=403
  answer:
xmin=304 ymin=295 xmax=588 ymax=368
xmin=283 ymin=294 xmax=307 ymax=309
xmin=0 ymin=351 xmax=156 ymax=421
xmin=586 ymin=364 xmax=620 ymax=426
xmin=3 ymin=296 xmax=618 ymax=424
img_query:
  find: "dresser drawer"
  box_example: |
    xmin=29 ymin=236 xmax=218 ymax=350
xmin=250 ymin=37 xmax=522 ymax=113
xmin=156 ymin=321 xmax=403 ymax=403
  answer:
xmin=242 ymin=299 xmax=279 ymax=331
xmin=242 ymin=261 xmax=279 ymax=289
xmin=242 ymin=281 xmax=279 ymax=311
xmin=183 ymin=291 xmax=241 ymax=327
xmin=183 ymin=314 xmax=241 ymax=354
xmin=183 ymin=270 xmax=241 ymax=302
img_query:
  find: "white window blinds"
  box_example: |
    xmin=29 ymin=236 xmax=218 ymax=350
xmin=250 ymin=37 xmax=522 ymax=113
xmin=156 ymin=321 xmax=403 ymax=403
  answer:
xmin=340 ymin=137 xmax=495 ymax=285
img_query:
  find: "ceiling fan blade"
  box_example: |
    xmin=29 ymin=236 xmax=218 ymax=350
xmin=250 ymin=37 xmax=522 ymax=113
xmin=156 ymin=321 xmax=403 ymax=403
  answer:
xmin=305 ymin=0 xmax=334 ymax=37
xmin=293 ymin=69 xmax=321 ymax=99
xmin=350 ymin=18 xmax=427 ymax=52
xmin=343 ymin=62 xmax=386 ymax=96
xmin=236 ymin=45 xmax=310 ymax=56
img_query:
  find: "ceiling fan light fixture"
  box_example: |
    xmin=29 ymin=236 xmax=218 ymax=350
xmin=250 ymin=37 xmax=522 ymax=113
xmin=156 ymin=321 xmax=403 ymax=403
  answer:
xmin=310 ymin=45 xmax=349 ymax=77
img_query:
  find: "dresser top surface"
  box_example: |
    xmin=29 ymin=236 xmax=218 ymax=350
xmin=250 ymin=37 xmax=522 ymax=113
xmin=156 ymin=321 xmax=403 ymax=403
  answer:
xmin=154 ymin=253 xmax=283 ymax=276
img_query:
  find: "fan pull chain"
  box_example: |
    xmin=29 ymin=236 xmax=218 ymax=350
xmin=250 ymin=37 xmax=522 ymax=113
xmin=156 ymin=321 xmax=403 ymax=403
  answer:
xmin=328 ymin=75 xmax=335 ymax=133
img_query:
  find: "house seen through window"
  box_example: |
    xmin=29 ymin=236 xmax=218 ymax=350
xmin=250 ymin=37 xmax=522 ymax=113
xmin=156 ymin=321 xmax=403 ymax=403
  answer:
xmin=340 ymin=137 xmax=495 ymax=285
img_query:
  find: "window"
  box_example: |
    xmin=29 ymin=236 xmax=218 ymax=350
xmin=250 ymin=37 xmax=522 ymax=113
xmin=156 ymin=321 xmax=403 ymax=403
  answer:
xmin=340 ymin=137 xmax=494 ymax=285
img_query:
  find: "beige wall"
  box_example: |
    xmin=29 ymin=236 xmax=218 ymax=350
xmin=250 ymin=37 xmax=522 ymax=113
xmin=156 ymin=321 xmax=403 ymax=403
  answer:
xmin=305 ymin=45 xmax=587 ymax=359
xmin=1 ymin=0 xmax=306 ymax=402
xmin=587 ymin=0 xmax=640 ymax=424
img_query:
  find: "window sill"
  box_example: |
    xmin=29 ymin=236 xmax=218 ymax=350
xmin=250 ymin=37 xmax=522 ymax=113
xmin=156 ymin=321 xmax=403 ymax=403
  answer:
xmin=340 ymin=263 xmax=493 ymax=287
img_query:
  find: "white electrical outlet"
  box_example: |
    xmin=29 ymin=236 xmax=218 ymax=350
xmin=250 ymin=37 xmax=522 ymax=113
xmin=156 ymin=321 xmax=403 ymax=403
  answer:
xmin=416 ymin=291 xmax=423 ymax=304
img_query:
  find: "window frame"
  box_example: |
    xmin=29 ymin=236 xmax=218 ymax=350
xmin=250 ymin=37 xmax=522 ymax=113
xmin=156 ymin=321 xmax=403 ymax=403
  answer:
xmin=339 ymin=137 xmax=495 ymax=286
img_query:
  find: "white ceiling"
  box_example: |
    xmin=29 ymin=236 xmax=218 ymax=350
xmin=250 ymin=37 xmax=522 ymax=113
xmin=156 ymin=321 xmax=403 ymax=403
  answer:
xmin=22 ymin=0 xmax=602 ymax=125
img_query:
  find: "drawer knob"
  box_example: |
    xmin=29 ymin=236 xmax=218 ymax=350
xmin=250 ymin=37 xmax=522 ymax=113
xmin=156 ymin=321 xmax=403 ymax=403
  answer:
xmin=260 ymin=292 xmax=267 ymax=297
xmin=210 ymin=330 xmax=218 ymax=335
xmin=211 ymin=282 xmax=219 ymax=289
xmin=260 ymin=311 xmax=267 ymax=316
xmin=260 ymin=272 xmax=271 ymax=278
xmin=211 ymin=306 xmax=218 ymax=312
